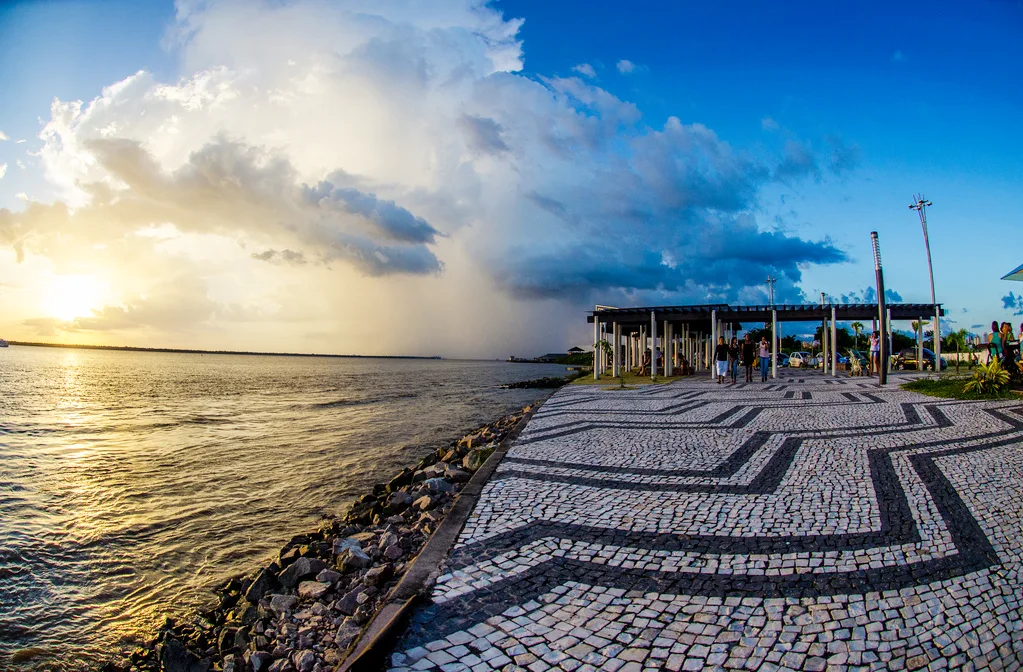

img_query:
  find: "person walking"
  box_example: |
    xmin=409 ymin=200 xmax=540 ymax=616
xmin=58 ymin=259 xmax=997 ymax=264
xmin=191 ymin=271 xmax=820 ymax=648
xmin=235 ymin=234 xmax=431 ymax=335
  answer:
xmin=869 ymin=331 xmax=880 ymax=376
xmin=728 ymin=337 xmax=740 ymax=384
xmin=715 ymin=336 xmax=729 ymax=384
xmin=742 ymin=334 xmax=755 ymax=382
xmin=758 ymin=336 xmax=770 ymax=382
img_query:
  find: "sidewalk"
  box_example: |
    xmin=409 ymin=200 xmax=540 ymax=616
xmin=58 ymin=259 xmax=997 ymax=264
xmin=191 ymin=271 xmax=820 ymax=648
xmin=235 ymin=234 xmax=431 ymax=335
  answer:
xmin=386 ymin=371 xmax=1023 ymax=671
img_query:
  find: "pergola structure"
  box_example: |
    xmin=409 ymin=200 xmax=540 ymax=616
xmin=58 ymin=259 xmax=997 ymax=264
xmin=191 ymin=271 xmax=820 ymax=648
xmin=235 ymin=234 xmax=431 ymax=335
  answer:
xmin=587 ymin=303 xmax=945 ymax=381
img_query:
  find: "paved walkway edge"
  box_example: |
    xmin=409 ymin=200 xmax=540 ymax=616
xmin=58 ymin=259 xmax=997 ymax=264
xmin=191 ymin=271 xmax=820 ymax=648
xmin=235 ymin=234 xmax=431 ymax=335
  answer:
xmin=336 ymin=397 xmax=550 ymax=672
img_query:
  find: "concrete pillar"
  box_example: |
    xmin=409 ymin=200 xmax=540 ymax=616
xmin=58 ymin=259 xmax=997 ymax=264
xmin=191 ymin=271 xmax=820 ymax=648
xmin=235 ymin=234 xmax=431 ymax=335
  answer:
xmin=611 ymin=322 xmax=619 ymax=377
xmin=771 ymin=309 xmax=778 ymax=379
xmin=918 ymin=318 xmax=924 ymax=372
xmin=650 ymin=311 xmax=658 ymax=379
xmin=710 ymin=310 xmax=718 ymax=380
xmin=593 ymin=316 xmax=600 ymax=381
xmin=934 ymin=308 xmax=941 ymax=372
xmin=831 ymin=306 xmax=838 ymax=377
xmin=664 ymin=320 xmax=672 ymax=376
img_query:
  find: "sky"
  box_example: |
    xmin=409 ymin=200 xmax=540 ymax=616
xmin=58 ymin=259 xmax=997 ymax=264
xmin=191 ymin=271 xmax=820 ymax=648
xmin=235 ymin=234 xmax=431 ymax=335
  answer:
xmin=0 ymin=0 xmax=1021 ymax=358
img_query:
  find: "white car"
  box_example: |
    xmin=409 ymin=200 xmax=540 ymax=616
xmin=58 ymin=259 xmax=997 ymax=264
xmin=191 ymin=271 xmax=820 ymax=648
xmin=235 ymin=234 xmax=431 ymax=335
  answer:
xmin=788 ymin=351 xmax=819 ymax=368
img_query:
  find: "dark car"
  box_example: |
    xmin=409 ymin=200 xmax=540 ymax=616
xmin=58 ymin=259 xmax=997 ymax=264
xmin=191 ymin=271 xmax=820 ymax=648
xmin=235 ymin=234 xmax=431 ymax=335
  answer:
xmin=893 ymin=347 xmax=947 ymax=371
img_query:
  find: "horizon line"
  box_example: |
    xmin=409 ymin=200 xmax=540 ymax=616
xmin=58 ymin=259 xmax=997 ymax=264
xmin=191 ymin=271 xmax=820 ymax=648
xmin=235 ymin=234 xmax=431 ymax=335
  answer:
xmin=4 ymin=340 xmax=445 ymax=360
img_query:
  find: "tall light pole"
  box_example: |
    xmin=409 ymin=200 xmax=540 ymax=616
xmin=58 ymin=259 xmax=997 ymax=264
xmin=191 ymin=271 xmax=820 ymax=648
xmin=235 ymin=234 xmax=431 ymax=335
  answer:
xmin=909 ymin=195 xmax=940 ymax=369
xmin=766 ymin=275 xmax=776 ymax=306
xmin=872 ymin=232 xmax=888 ymax=386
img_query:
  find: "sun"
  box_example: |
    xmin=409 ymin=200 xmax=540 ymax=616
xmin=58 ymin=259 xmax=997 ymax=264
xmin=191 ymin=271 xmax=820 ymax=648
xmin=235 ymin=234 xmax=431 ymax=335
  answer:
xmin=45 ymin=275 xmax=104 ymax=322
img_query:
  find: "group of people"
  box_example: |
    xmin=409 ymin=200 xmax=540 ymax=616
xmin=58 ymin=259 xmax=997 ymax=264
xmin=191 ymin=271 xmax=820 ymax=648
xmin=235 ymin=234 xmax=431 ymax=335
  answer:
xmin=989 ymin=321 xmax=1023 ymax=371
xmin=637 ymin=347 xmax=694 ymax=376
xmin=714 ymin=334 xmax=772 ymax=384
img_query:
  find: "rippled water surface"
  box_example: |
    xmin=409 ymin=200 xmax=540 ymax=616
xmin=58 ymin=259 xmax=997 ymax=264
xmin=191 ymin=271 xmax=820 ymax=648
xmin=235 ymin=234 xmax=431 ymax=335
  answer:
xmin=0 ymin=346 xmax=567 ymax=670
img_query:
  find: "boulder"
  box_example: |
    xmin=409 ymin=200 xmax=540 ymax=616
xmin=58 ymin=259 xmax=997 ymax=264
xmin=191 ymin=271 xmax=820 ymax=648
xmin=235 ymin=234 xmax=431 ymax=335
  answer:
xmin=292 ymin=650 xmax=317 ymax=672
xmin=267 ymin=661 xmax=294 ymax=672
xmin=378 ymin=532 xmax=399 ymax=549
xmin=222 ymin=654 xmax=239 ymax=672
xmin=335 ymin=621 xmax=362 ymax=649
xmin=336 ymin=587 xmax=365 ymax=616
xmin=383 ymin=544 xmax=403 ymax=561
xmin=383 ymin=491 xmax=413 ymax=515
xmin=412 ymin=495 xmax=434 ymax=511
xmin=297 ymin=581 xmax=329 ymax=599
xmin=444 ymin=467 xmax=471 ymax=483
xmin=337 ymin=547 xmax=371 ymax=572
xmin=268 ymin=594 xmax=298 ymax=615
xmin=424 ymin=478 xmax=455 ymax=494
xmin=249 ymin=652 xmax=273 ymax=672
xmin=332 ymin=537 xmax=360 ymax=555
xmin=278 ymin=556 xmax=326 ymax=588
xmin=386 ymin=468 xmax=414 ymax=492
xmin=363 ymin=564 xmax=392 ymax=587
xmin=244 ymin=568 xmax=276 ymax=603
xmin=316 ymin=568 xmax=341 ymax=585
xmin=159 ymin=638 xmax=210 ymax=672
xmin=461 ymin=449 xmax=490 ymax=471
xmin=217 ymin=627 xmax=237 ymax=654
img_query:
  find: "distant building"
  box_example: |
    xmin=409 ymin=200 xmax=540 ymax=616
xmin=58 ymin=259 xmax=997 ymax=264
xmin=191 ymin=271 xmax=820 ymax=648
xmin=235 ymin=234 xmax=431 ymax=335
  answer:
xmin=567 ymin=346 xmax=586 ymax=355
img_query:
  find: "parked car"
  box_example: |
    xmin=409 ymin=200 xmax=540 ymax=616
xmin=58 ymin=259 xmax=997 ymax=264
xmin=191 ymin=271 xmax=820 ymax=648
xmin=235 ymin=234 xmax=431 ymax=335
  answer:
xmin=775 ymin=352 xmax=790 ymax=367
xmin=788 ymin=351 xmax=818 ymax=368
xmin=893 ymin=347 xmax=948 ymax=371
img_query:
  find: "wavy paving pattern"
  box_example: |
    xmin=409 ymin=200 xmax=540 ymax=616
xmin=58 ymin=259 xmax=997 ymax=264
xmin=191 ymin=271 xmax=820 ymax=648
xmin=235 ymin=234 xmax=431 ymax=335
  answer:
xmin=389 ymin=373 xmax=1023 ymax=671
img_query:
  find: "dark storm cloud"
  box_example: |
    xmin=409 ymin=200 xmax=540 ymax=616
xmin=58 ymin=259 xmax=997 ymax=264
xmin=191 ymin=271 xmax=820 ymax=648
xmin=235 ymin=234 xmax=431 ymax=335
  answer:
xmin=252 ymin=249 xmax=307 ymax=265
xmin=301 ymin=182 xmax=440 ymax=244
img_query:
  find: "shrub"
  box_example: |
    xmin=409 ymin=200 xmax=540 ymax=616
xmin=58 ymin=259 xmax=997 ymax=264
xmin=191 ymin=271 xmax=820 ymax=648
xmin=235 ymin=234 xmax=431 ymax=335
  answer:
xmin=964 ymin=359 xmax=1010 ymax=395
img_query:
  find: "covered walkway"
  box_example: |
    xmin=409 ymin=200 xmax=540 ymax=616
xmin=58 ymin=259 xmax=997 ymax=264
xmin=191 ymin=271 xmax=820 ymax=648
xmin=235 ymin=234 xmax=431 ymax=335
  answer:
xmin=587 ymin=303 xmax=945 ymax=381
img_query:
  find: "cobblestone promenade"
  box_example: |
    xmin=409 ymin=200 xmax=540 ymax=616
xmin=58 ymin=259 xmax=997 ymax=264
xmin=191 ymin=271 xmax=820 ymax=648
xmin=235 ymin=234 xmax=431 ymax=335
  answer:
xmin=389 ymin=372 xmax=1023 ymax=671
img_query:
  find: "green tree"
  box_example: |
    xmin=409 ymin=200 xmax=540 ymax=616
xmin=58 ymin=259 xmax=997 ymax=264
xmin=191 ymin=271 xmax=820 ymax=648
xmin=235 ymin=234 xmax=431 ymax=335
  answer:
xmin=851 ymin=321 xmax=864 ymax=348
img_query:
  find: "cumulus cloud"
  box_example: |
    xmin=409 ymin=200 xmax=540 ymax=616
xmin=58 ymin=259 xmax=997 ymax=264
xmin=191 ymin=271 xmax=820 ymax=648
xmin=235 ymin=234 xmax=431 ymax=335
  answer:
xmin=0 ymin=0 xmax=856 ymax=354
xmin=761 ymin=117 xmax=779 ymax=132
xmin=0 ymin=163 xmax=6 ymax=179
xmin=0 ymin=130 xmax=7 ymax=141
xmin=572 ymin=63 xmax=596 ymax=78
xmin=1002 ymin=292 xmax=1023 ymax=316
xmin=839 ymin=286 xmax=903 ymax=304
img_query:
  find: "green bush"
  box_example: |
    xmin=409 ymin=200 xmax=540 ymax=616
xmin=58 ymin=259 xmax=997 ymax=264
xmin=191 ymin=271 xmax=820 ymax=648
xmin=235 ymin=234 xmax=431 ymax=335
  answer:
xmin=964 ymin=359 xmax=1010 ymax=395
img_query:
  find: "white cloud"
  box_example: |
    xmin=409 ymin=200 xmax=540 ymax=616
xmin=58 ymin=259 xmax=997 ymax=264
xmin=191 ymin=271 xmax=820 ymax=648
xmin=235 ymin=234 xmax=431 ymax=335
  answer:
xmin=0 ymin=163 xmax=6 ymax=179
xmin=891 ymin=49 xmax=906 ymax=63
xmin=0 ymin=0 xmax=849 ymax=356
xmin=616 ymin=59 xmax=636 ymax=74
xmin=15 ymin=140 xmax=26 ymax=144
xmin=0 ymin=131 xmax=8 ymax=141
xmin=761 ymin=117 xmax=779 ymax=131
xmin=572 ymin=63 xmax=596 ymax=78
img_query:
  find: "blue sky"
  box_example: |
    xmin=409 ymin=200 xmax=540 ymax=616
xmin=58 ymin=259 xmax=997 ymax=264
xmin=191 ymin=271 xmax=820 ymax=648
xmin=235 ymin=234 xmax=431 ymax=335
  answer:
xmin=0 ymin=0 xmax=1020 ymax=354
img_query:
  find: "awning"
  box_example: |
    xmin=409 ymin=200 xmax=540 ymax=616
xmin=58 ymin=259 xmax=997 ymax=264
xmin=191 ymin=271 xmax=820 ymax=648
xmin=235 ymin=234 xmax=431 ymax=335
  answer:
xmin=1001 ymin=263 xmax=1023 ymax=282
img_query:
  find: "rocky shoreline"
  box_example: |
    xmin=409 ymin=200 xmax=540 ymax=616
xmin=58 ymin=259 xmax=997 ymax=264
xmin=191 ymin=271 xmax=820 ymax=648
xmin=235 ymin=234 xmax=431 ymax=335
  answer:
xmin=102 ymin=402 xmax=542 ymax=672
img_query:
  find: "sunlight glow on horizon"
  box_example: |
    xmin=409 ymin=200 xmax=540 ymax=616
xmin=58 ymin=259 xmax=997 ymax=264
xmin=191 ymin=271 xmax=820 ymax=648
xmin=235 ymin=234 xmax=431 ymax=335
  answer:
xmin=45 ymin=274 xmax=105 ymax=322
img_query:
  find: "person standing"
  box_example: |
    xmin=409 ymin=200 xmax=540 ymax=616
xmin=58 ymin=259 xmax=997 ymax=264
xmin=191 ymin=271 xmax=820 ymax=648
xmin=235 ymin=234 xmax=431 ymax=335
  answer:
xmin=728 ymin=337 xmax=740 ymax=384
xmin=1001 ymin=322 xmax=1016 ymax=368
xmin=759 ymin=336 xmax=770 ymax=382
xmin=715 ymin=337 xmax=729 ymax=384
xmin=989 ymin=321 xmax=1003 ymax=366
xmin=742 ymin=334 xmax=755 ymax=382
xmin=869 ymin=331 xmax=880 ymax=376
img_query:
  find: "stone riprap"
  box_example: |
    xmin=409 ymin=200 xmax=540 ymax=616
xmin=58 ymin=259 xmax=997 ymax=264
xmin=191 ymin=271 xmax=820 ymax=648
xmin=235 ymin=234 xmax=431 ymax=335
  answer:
xmin=389 ymin=372 xmax=1023 ymax=671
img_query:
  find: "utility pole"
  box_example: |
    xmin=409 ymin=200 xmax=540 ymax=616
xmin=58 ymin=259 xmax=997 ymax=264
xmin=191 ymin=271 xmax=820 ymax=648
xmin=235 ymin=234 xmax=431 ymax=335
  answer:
xmin=872 ymin=232 xmax=888 ymax=386
xmin=820 ymin=291 xmax=827 ymax=373
xmin=766 ymin=275 xmax=776 ymax=306
xmin=909 ymin=195 xmax=940 ymax=370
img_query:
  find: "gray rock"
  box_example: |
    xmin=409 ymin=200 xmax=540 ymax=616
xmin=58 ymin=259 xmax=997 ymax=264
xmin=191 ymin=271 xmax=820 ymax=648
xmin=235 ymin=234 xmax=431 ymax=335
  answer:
xmin=335 ymin=621 xmax=362 ymax=649
xmin=412 ymin=495 xmax=434 ymax=511
xmin=384 ymin=491 xmax=413 ymax=514
xmin=249 ymin=652 xmax=273 ymax=672
xmin=378 ymin=532 xmax=399 ymax=549
xmin=336 ymin=586 xmax=365 ymax=615
xmin=267 ymin=660 xmax=294 ymax=672
xmin=292 ymin=650 xmax=316 ymax=672
xmin=278 ymin=556 xmax=326 ymax=588
xmin=316 ymin=568 xmax=341 ymax=585
xmin=363 ymin=564 xmax=392 ymax=586
xmin=383 ymin=544 xmax=403 ymax=561
xmin=222 ymin=655 xmax=239 ymax=672
xmin=423 ymin=477 xmax=455 ymax=493
xmin=160 ymin=638 xmax=209 ymax=672
xmin=444 ymin=467 xmax=471 ymax=483
xmin=332 ymin=537 xmax=361 ymax=555
xmin=297 ymin=580 xmax=329 ymax=599
xmin=337 ymin=546 xmax=371 ymax=571
xmin=244 ymin=568 xmax=276 ymax=603
xmin=268 ymin=593 xmax=298 ymax=615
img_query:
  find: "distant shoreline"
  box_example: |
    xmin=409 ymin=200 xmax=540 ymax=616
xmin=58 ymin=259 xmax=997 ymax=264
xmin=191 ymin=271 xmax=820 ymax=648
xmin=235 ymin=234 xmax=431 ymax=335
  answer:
xmin=4 ymin=340 xmax=443 ymax=360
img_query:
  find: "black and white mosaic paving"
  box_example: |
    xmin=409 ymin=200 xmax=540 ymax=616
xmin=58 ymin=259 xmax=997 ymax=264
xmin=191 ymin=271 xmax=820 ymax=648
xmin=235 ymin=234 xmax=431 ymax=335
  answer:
xmin=389 ymin=372 xmax=1023 ymax=671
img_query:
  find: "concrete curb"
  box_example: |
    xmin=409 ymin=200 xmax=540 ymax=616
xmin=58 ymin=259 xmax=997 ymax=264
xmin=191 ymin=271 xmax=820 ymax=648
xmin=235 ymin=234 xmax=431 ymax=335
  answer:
xmin=336 ymin=396 xmax=551 ymax=672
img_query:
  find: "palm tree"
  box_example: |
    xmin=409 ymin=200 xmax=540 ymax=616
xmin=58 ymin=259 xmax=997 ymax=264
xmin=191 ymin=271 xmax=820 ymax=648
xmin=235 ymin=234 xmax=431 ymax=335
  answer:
xmin=851 ymin=321 xmax=864 ymax=348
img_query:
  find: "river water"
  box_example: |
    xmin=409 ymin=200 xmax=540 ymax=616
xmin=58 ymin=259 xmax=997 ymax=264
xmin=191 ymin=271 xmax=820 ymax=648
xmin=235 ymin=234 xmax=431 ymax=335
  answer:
xmin=0 ymin=346 xmax=567 ymax=670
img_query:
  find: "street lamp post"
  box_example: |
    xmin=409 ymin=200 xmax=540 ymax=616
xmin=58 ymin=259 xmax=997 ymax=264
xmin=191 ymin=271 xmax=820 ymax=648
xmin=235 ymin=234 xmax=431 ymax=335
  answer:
xmin=909 ymin=195 xmax=940 ymax=370
xmin=872 ymin=232 xmax=888 ymax=386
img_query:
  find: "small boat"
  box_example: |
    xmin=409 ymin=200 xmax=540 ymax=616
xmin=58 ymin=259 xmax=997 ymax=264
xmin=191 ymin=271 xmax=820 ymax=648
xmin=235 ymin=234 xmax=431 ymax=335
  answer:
xmin=0 ymin=339 xmax=8 ymax=347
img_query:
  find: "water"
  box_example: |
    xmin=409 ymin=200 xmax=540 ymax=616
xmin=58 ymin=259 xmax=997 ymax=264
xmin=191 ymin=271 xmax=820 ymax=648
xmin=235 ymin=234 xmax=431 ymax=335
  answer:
xmin=0 ymin=346 xmax=568 ymax=670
